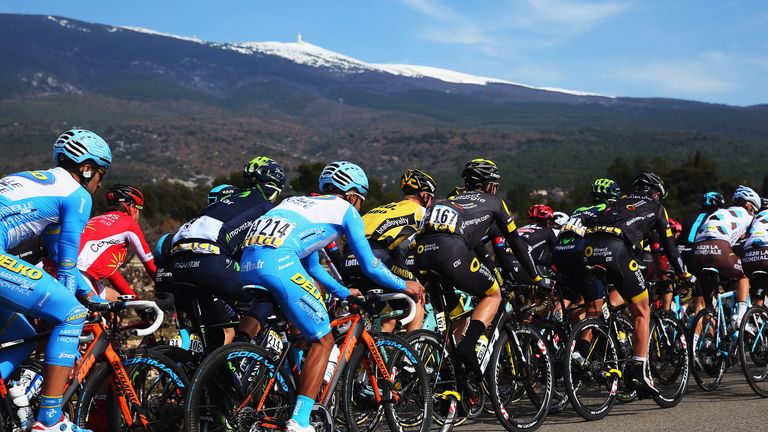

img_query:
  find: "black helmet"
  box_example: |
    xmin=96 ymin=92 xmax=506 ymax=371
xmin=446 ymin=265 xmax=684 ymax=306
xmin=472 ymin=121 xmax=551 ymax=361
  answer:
xmin=761 ymin=197 xmax=768 ymax=212
xmin=591 ymin=178 xmax=621 ymax=203
xmin=702 ymin=191 xmax=726 ymax=210
xmin=106 ymin=184 xmax=145 ymax=208
xmin=462 ymin=158 xmax=500 ymax=189
xmin=401 ymin=169 xmax=436 ymax=195
xmin=243 ymin=156 xmax=286 ymax=200
xmin=633 ymin=171 xmax=667 ymax=199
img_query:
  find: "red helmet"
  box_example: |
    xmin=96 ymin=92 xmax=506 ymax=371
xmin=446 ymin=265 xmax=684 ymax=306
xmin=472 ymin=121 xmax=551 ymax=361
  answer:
xmin=527 ymin=204 xmax=554 ymax=221
xmin=106 ymin=184 xmax=145 ymax=208
xmin=668 ymin=218 xmax=682 ymax=238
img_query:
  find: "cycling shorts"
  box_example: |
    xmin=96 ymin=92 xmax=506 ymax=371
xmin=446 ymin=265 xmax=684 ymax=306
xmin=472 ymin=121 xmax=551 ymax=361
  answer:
xmin=240 ymin=247 xmax=330 ymax=341
xmin=553 ymin=237 xmax=604 ymax=302
xmin=743 ymin=246 xmax=768 ymax=298
xmin=414 ymin=234 xmax=499 ymax=298
xmin=690 ymin=240 xmax=743 ymax=279
xmin=584 ymin=235 xmax=647 ymax=304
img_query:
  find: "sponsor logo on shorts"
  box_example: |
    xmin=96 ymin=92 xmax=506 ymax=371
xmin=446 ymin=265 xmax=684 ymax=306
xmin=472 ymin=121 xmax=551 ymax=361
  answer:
xmin=290 ymin=273 xmax=323 ymax=302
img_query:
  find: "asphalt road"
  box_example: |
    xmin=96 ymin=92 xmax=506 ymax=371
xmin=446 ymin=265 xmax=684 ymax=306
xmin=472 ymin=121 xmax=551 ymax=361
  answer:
xmin=452 ymin=370 xmax=768 ymax=432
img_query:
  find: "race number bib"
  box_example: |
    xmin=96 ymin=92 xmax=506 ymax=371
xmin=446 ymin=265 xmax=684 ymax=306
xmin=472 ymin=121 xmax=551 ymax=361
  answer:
xmin=427 ymin=205 xmax=460 ymax=233
xmin=244 ymin=216 xmax=296 ymax=248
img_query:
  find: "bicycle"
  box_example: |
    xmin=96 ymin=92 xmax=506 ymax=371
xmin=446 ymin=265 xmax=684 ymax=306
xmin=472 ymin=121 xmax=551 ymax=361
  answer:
xmin=689 ymin=267 xmax=750 ymax=391
xmin=737 ymin=270 xmax=768 ymax=397
xmin=184 ymin=290 xmax=431 ymax=432
xmin=409 ymin=272 xmax=553 ymax=432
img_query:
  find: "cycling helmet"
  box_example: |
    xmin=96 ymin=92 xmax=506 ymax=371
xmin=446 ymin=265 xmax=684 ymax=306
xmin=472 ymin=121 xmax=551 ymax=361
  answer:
xmin=761 ymin=198 xmax=768 ymax=212
xmin=462 ymin=158 xmax=500 ymax=189
xmin=243 ymin=157 xmax=285 ymax=201
xmin=668 ymin=218 xmax=682 ymax=238
xmin=702 ymin=191 xmax=726 ymax=210
xmin=106 ymin=184 xmax=144 ymax=208
xmin=633 ymin=171 xmax=667 ymax=199
xmin=208 ymin=184 xmax=240 ymax=204
xmin=591 ymin=178 xmax=621 ymax=202
xmin=53 ymin=129 xmax=112 ymax=169
xmin=318 ymin=161 xmax=369 ymax=196
xmin=553 ymin=211 xmax=569 ymax=228
xmin=153 ymin=233 xmax=174 ymax=267
xmin=527 ymin=204 xmax=554 ymax=222
xmin=401 ymin=169 xmax=436 ymax=195
xmin=732 ymin=185 xmax=761 ymax=209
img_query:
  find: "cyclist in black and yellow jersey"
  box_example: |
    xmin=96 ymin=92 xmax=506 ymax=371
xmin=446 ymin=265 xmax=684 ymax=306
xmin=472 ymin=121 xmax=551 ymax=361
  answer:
xmin=342 ymin=168 xmax=436 ymax=331
xmin=415 ymin=158 xmax=552 ymax=374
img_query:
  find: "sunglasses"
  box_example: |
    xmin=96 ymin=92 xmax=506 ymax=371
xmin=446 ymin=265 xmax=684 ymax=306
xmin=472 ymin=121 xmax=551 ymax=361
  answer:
xmin=347 ymin=191 xmax=367 ymax=202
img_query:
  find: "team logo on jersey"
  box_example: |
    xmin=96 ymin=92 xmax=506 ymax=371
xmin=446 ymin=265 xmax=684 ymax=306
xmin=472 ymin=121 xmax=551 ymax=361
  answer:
xmin=0 ymin=255 xmax=43 ymax=280
xmin=626 ymin=205 xmax=636 ymax=211
xmin=628 ymin=260 xmax=639 ymax=271
xmin=17 ymin=171 xmax=56 ymax=185
xmin=470 ymin=257 xmax=481 ymax=272
xmin=584 ymin=246 xmax=594 ymax=257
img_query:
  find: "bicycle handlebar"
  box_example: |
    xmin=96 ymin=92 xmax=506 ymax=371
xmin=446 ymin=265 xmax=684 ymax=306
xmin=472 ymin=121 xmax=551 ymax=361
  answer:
xmin=379 ymin=292 xmax=417 ymax=326
xmin=88 ymin=300 xmax=164 ymax=337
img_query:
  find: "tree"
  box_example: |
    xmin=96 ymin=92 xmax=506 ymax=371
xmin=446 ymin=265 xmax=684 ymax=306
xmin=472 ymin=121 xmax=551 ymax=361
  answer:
xmin=290 ymin=162 xmax=325 ymax=194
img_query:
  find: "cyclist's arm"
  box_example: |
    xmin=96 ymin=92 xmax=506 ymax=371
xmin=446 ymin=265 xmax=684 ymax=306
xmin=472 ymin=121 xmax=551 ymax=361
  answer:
xmin=58 ymin=194 xmax=92 ymax=296
xmin=496 ymin=198 xmax=541 ymax=280
xmin=302 ymin=250 xmax=349 ymax=299
xmin=106 ymin=271 xmax=139 ymax=298
xmin=656 ymin=206 xmax=687 ymax=275
xmin=125 ymin=219 xmax=157 ymax=279
xmin=343 ymin=207 xmax=406 ymax=292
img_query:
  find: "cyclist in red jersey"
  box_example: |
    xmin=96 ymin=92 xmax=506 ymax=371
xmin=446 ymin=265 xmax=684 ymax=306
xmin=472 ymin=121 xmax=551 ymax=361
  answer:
xmin=77 ymin=184 xmax=156 ymax=301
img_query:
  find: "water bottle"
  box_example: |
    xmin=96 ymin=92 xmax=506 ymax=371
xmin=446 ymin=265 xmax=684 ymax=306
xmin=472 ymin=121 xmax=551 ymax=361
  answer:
xmin=8 ymin=382 xmax=33 ymax=429
xmin=475 ymin=334 xmax=490 ymax=364
xmin=323 ymin=345 xmax=341 ymax=384
xmin=24 ymin=370 xmax=43 ymax=401
xmin=571 ymin=350 xmax=587 ymax=367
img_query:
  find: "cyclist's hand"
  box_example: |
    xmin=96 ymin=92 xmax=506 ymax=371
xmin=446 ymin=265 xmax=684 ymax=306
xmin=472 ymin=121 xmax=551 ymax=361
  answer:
xmin=680 ymin=272 xmax=697 ymax=285
xmin=348 ymin=288 xmax=363 ymax=298
xmin=533 ymin=275 xmax=555 ymax=290
xmin=404 ymin=280 xmax=425 ymax=304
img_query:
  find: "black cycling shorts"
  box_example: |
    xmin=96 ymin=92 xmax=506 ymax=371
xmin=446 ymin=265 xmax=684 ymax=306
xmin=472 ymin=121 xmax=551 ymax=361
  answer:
xmin=584 ymin=235 xmax=647 ymax=304
xmin=553 ymin=237 xmax=604 ymax=302
xmin=414 ymin=234 xmax=499 ymax=299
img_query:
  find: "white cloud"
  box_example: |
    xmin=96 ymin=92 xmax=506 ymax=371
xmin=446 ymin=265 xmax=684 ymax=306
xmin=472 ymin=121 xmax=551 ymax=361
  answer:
xmin=615 ymin=60 xmax=733 ymax=95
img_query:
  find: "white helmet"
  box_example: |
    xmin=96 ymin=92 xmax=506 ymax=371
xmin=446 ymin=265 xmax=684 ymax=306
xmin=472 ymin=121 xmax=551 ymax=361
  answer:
xmin=733 ymin=185 xmax=761 ymax=209
xmin=553 ymin=211 xmax=569 ymax=228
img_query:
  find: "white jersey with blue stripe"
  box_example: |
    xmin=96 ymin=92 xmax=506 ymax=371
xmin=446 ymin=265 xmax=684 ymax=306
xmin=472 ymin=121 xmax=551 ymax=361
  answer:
xmin=694 ymin=205 xmax=753 ymax=246
xmin=745 ymin=210 xmax=768 ymax=250
xmin=244 ymin=195 xmax=406 ymax=292
xmin=0 ymin=167 xmax=92 ymax=293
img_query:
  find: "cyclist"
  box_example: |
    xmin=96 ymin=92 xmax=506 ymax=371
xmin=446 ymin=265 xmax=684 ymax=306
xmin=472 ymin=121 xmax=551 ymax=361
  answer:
xmin=239 ymin=161 xmax=424 ymax=432
xmin=582 ymin=171 xmax=694 ymax=396
xmin=552 ymin=178 xmax=621 ymax=315
xmin=495 ymin=204 xmax=558 ymax=284
xmin=0 ymin=129 xmax=111 ymax=432
xmin=171 ymin=156 xmax=285 ymax=347
xmin=691 ymin=186 xmax=760 ymax=324
xmin=207 ymin=183 xmax=240 ymax=205
xmin=744 ymin=199 xmax=768 ymax=306
xmin=77 ymin=184 xmax=156 ymax=301
xmin=342 ymin=168 xmax=436 ymax=332
xmin=679 ymin=191 xmax=726 ymax=261
xmin=415 ymin=158 xmax=550 ymax=376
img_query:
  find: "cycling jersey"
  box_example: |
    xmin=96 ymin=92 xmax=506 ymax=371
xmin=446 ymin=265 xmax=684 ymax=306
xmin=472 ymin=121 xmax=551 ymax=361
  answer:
xmin=744 ymin=210 xmax=768 ymax=250
xmin=362 ymin=199 xmax=425 ymax=252
xmin=240 ymin=195 xmax=406 ymax=340
xmin=516 ymin=223 xmax=557 ymax=266
xmin=694 ymin=206 xmax=753 ymax=246
xmin=173 ymin=190 xmax=274 ymax=257
xmin=0 ymin=168 xmax=91 ymax=378
xmin=77 ymin=211 xmax=156 ymax=296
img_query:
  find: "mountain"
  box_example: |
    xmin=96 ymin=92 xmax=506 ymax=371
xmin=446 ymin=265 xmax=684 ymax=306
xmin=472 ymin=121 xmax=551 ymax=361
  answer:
xmin=0 ymin=13 xmax=766 ymax=190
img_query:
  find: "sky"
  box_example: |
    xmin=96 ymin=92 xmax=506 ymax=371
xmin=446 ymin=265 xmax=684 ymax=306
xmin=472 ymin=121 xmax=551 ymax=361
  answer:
xmin=2 ymin=0 xmax=767 ymax=106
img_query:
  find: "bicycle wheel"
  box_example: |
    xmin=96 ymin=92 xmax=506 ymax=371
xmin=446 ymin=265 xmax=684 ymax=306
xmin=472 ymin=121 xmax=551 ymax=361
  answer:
xmin=185 ymin=342 xmax=295 ymax=432
xmin=488 ymin=322 xmax=553 ymax=431
xmin=76 ymin=348 xmax=189 ymax=432
xmin=649 ymin=310 xmax=689 ymax=407
xmin=689 ymin=307 xmax=726 ymax=391
xmin=563 ymin=317 xmax=618 ymax=421
xmin=405 ymin=329 xmax=464 ymax=431
xmin=612 ymin=312 xmax=637 ymax=404
xmin=342 ymin=334 xmax=432 ymax=432
xmin=738 ymin=305 xmax=768 ymax=397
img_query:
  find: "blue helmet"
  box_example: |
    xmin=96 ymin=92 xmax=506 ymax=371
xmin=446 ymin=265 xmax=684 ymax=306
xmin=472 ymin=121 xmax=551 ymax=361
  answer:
xmin=318 ymin=161 xmax=369 ymax=196
xmin=702 ymin=191 xmax=725 ymax=210
xmin=53 ymin=129 xmax=112 ymax=168
xmin=207 ymin=184 xmax=240 ymax=204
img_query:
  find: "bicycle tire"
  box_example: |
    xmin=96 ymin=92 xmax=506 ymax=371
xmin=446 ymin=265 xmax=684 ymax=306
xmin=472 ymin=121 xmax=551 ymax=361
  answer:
xmin=76 ymin=348 xmax=189 ymax=432
xmin=689 ymin=307 xmax=726 ymax=391
xmin=184 ymin=342 xmax=295 ymax=432
xmin=649 ymin=310 xmax=689 ymax=407
xmin=738 ymin=305 xmax=768 ymax=397
xmin=563 ymin=317 xmax=618 ymax=421
xmin=488 ymin=322 xmax=553 ymax=431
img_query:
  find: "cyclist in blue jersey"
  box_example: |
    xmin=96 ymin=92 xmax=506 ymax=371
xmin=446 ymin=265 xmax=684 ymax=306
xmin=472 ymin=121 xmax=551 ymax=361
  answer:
xmin=240 ymin=161 xmax=425 ymax=432
xmin=0 ymin=129 xmax=111 ymax=432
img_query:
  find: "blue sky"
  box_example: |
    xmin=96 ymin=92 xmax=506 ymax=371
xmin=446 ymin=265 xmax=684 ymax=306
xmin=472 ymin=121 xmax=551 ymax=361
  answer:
xmin=2 ymin=0 xmax=766 ymax=106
